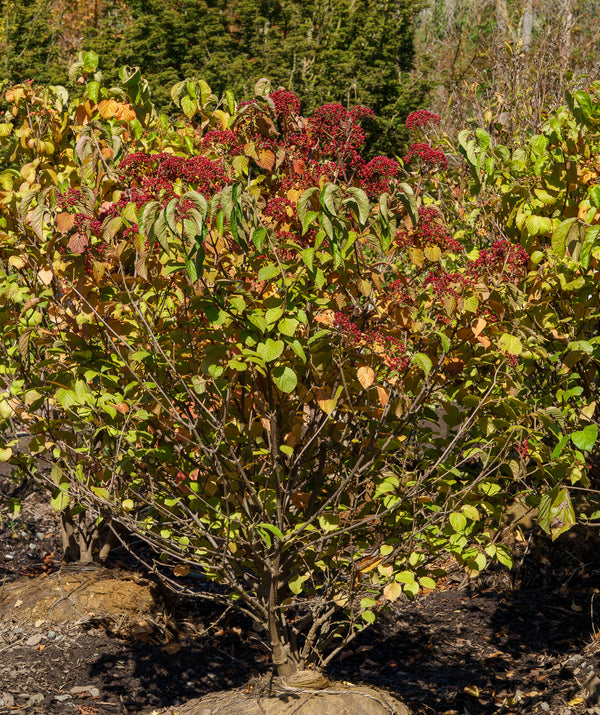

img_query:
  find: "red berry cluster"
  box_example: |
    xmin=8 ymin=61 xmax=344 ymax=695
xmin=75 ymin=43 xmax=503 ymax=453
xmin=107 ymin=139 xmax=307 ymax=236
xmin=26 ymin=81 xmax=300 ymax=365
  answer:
xmin=264 ymin=196 xmax=294 ymax=224
xmin=405 ymin=111 xmax=441 ymax=130
xmin=424 ymin=269 xmax=474 ymax=299
xmin=515 ymin=439 xmax=529 ymax=458
xmin=202 ymin=130 xmax=242 ymax=154
xmin=403 ymin=143 xmax=448 ymax=171
xmin=307 ymin=103 xmax=374 ymax=161
xmin=120 ymin=152 xmax=227 ymax=198
xmin=395 ymin=207 xmax=463 ymax=253
xmin=359 ymin=156 xmax=399 ymax=199
xmin=468 ymin=240 xmax=529 ymax=281
xmin=55 ymin=188 xmax=85 ymax=210
xmin=388 ymin=279 xmax=415 ymax=305
xmin=333 ymin=312 xmax=410 ymax=376
xmin=507 ymin=353 xmax=520 ymax=368
xmin=269 ymin=89 xmax=301 ymax=119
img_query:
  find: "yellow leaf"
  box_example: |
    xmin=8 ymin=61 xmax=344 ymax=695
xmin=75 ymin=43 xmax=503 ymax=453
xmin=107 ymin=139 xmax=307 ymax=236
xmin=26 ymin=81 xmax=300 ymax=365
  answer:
xmin=463 ymin=685 xmax=480 ymax=698
xmin=424 ymin=244 xmax=441 ymax=262
xmin=568 ymin=697 xmax=585 ymax=706
xmin=8 ymin=254 xmax=27 ymax=269
xmin=316 ymin=389 xmax=336 ymax=415
xmin=383 ymin=581 xmax=403 ymax=602
xmin=357 ymin=365 xmax=375 ymax=389
xmin=409 ymin=246 xmax=424 ymax=267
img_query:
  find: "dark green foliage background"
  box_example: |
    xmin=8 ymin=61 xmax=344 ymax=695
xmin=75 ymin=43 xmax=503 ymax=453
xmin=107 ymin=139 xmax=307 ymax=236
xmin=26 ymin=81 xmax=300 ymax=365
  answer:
xmin=0 ymin=0 xmax=428 ymax=155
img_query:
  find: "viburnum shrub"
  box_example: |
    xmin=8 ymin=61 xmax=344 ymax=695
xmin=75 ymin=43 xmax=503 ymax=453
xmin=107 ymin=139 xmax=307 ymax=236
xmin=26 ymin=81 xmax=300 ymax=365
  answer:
xmin=0 ymin=67 xmax=577 ymax=676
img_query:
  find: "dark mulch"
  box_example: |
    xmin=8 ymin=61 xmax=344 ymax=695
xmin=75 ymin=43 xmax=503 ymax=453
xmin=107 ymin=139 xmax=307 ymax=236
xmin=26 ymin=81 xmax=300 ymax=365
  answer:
xmin=2 ymin=475 xmax=600 ymax=714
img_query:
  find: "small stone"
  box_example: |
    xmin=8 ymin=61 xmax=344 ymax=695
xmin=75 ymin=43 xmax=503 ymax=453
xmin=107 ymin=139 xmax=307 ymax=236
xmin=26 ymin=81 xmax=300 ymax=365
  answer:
xmin=27 ymin=693 xmax=44 ymax=705
xmin=540 ymin=703 xmax=550 ymax=711
xmin=89 ymin=687 xmax=100 ymax=698
xmin=566 ymin=654 xmax=583 ymax=667
xmin=54 ymin=694 xmax=72 ymax=702
xmin=26 ymin=634 xmax=43 ymax=647
xmin=47 ymin=630 xmax=56 ymax=640
xmin=13 ymin=628 xmax=23 ymax=635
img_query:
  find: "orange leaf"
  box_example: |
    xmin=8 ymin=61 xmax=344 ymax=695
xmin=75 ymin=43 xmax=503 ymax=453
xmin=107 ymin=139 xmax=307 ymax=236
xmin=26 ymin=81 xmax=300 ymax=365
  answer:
xmin=56 ymin=212 xmax=75 ymax=233
xmin=357 ymin=365 xmax=375 ymax=389
xmin=173 ymin=564 xmax=191 ymax=577
xmin=116 ymin=104 xmax=136 ymax=122
xmin=98 ymin=99 xmax=119 ymax=119
xmin=293 ymin=159 xmax=306 ymax=175
xmin=376 ymin=386 xmax=389 ymax=407
xmin=472 ymin=317 xmax=487 ymax=337
xmin=258 ymin=149 xmax=275 ymax=171
xmin=314 ymin=310 xmax=335 ymax=327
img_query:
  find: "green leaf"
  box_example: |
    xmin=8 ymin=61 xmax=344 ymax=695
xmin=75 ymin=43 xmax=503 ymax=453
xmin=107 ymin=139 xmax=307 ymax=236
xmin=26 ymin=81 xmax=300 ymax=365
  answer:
xmin=252 ymin=226 xmax=266 ymax=251
xmin=297 ymin=187 xmax=319 ymax=225
xmin=413 ymin=353 xmax=433 ymax=377
xmin=538 ymin=487 xmax=576 ymax=541
xmin=362 ymin=610 xmax=376 ymax=624
xmin=289 ymin=573 xmax=309 ymax=595
xmin=87 ymin=80 xmax=100 ymax=104
xmin=498 ymin=333 xmax=522 ymax=355
xmin=257 ymin=339 xmax=284 ymax=362
xmin=55 ymin=387 xmax=77 ymax=409
xmin=320 ymin=183 xmax=340 ymax=216
xmin=277 ymin=318 xmax=298 ymax=337
xmin=581 ymin=225 xmax=600 ymax=269
xmin=318 ymin=514 xmax=339 ymax=532
xmin=344 ymin=187 xmax=370 ymax=225
xmin=398 ymin=183 xmax=418 ymax=226
xmin=571 ymin=424 xmax=598 ymax=451
xmin=475 ymin=128 xmax=491 ymax=149
xmin=395 ymin=570 xmax=415 ymax=584
xmin=301 ymin=210 xmax=319 ymax=235
xmin=301 ymin=247 xmax=314 ymax=271
xmin=419 ymin=576 xmax=436 ymax=590
xmin=449 ymin=512 xmax=467 ymax=532
xmin=51 ymin=487 xmax=69 ymax=512
xmin=180 ymin=94 xmax=197 ymax=119
xmin=525 ymin=214 xmax=553 ymax=236
xmin=551 ymin=218 xmax=577 ymax=258
xmin=265 ymin=307 xmax=284 ymax=326
xmin=258 ymin=264 xmax=280 ymax=281
xmin=272 ymin=365 xmax=297 ymax=393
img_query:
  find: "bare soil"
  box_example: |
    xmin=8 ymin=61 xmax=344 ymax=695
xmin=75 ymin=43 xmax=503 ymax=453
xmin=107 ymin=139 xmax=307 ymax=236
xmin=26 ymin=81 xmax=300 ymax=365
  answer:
xmin=2 ymin=476 xmax=600 ymax=715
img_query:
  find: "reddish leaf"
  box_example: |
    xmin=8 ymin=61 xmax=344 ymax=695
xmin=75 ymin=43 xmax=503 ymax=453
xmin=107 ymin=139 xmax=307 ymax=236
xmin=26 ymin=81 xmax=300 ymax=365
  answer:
xmin=69 ymin=232 xmax=88 ymax=254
